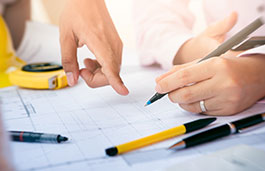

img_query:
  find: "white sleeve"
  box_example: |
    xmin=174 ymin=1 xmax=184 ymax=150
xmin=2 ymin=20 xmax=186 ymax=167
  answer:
xmin=237 ymin=45 xmax=265 ymax=57
xmin=133 ymin=0 xmax=194 ymax=70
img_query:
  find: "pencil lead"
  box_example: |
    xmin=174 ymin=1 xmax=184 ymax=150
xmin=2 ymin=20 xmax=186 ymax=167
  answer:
xmin=168 ymin=141 xmax=185 ymax=150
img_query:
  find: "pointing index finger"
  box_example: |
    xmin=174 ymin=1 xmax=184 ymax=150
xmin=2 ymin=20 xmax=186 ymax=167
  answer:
xmin=101 ymin=65 xmax=129 ymax=96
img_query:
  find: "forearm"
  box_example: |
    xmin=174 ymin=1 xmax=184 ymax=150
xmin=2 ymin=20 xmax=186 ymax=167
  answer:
xmin=3 ymin=0 xmax=31 ymax=49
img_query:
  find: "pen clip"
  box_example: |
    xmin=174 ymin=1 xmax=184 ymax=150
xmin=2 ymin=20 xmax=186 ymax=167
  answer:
xmin=238 ymin=121 xmax=265 ymax=133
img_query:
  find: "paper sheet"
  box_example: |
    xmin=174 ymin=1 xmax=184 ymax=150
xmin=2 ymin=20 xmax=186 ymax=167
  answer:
xmin=1 ymin=22 xmax=265 ymax=171
xmin=165 ymin=144 xmax=265 ymax=171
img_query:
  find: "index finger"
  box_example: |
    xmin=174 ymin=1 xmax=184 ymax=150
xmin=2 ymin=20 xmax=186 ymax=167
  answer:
xmin=156 ymin=59 xmax=216 ymax=94
xmin=89 ymin=40 xmax=129 ymax=95
xmin=101 ymin=65 xmax=129 ymax=96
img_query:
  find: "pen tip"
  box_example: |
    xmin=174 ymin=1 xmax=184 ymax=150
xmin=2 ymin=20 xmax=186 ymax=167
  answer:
xmin=144 ymin=101 xmax=151 ymax=107
xmin=105 ymin=147 xmax=118 ymax=156
xmin=203 ymin=117 xmax=217 ymax=124
xmin=209 ymin=117 xmax=217 ymax=122
xmin=58 ymin=136 xmax=68 ymax=143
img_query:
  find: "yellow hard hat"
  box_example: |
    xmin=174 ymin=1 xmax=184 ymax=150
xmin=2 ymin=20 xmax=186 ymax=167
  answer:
xmin=0 ymin=15 xmax=25 ymax=88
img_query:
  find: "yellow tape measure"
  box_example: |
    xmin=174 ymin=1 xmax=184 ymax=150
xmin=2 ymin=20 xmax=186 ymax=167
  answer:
xmin=9 ymin=63 xmax=68 ymax=89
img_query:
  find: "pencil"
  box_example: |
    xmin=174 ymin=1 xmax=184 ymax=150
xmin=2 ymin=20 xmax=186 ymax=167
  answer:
xmin=105 ymin=117 xmax=216 ymax=156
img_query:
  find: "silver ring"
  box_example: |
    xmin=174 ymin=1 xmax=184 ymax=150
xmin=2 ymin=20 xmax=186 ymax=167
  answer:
xmin=200 ymin=100 xmax=207 ymax=113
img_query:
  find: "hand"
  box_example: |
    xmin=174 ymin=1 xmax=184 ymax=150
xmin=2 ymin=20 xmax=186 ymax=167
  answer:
xmin=173 ymin=12 xmax=238 ymax=64
xmin=60 ymin=0 xmax=129 ymax=95
xmin=156 ymin=55 xmax=265 ymax=115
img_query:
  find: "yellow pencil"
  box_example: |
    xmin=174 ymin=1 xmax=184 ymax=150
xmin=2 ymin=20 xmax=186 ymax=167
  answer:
xmin=105 ymin=117 xmax=216 ymax=156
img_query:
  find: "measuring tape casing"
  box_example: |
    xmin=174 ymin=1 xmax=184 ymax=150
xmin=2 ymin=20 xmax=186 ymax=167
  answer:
xmin=9 ymin=63 xmax=68 ymax=89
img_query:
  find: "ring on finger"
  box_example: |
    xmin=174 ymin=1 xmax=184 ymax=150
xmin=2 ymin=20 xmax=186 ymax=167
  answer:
xmin=200 ymin=100 xmax=207 ymax=113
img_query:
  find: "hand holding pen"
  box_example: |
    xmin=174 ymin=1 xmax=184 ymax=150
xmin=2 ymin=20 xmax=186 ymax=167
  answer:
xmin=145 ymin=16 xmax=265 ymax=116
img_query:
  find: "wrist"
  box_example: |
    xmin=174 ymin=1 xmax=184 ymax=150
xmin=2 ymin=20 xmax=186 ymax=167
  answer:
xmin=173 ymin=35 xmax=219 ymax=65
xmin=239 ymin=54 xmax=265 ymax=99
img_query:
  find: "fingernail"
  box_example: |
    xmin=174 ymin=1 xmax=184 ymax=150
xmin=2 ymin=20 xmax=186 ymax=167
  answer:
xmin=155 ymin=85 xmax=162 ymax=92
xmin=66 ymin=72 xmax=75 ymax=86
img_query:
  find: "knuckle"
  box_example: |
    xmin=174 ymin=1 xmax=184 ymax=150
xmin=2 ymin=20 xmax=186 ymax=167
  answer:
xmin=88 ymin=29 xmax=105 ymax=44
xmin=179 ymin=104 xmax=198 ymax=113
xmin=210 ymin=57 xmax=221 ymax=65
xmin=155 ymin=77 xmax=160 ymax=83
xmin=168 ymin=93 xmax=177 ymax=103
xmin=172 ymin=65 xmax=178 ymax=70
xmin=177 ymin=70 xmax=190 ymax=85
xmin=159 ymin=81 xmax=169 ymax=92
xmin=213 ymin=57 xmax=230 ymax=70
xmin=86 ymin=83 xmax=95 ymax=88
xmin=97 ymin=23 xmax=105 ymax=32
xmin=179 ymin=104 xmax=188 ymax=111
xmin=179 ymin=88 xmax=193 ymax=103
xmin=88 ymin=84 xmax=97 ymax=88
xmin=62 ymin=58 xmax=74 ymax=67
xmin=59 ymin=32 xmax=74 ymax=45
xmin=191 ymin=105 xmax=200 ymax=113
xmin=84 ymin=79 xmax=98 ymax=88
xmin=188 ymin=105 xmax=198 ymax=113
xmin=171 ymin=65 xmax=179 ymax=71
xmin=228 ymin=77 xmax=241 ymax=90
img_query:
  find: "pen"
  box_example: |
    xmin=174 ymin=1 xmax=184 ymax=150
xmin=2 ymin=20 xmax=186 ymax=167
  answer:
xmin=169 ymin=113 xmax=265 ymax=150
xmin=145 ymin=16 xmax=265 ymax=106
xmin=105 ymin=117 xmax=216 ymax=156
xmin=9 ymin=131 xmax=69 ymax=143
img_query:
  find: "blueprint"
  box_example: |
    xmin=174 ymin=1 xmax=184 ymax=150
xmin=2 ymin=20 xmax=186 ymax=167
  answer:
xmin=0 ymin=22 xmax=265 ymax=171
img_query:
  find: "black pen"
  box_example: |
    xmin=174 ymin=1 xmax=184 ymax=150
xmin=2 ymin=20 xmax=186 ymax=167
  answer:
xmin=169 ymin=113 xmax=265 ymax=150
xmin=145 ymin=16 xmax=264 ymax=106
xmin=9 ymin=131 xmax=69 ymax=143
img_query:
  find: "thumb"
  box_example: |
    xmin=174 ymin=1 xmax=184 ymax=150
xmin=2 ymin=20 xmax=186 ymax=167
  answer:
xmin=60 ymin=33 xmax=79 ymax=86
xmin=204 ymin=12 xmax=238 ymax=41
